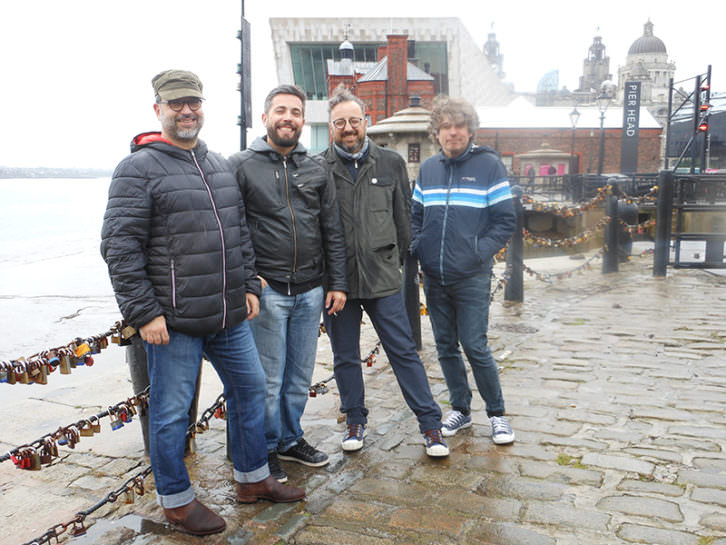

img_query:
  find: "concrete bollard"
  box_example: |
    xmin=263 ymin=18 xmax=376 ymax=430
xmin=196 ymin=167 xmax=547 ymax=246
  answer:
xmin=125 ymin=335 xmax=202 ymax=455
xmin=505 ymin=185 xmax=524 ymax=302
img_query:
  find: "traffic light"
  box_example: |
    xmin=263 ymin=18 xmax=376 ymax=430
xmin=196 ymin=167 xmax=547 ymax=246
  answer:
xmin=698 ymin=120 xmax=709 ymax=132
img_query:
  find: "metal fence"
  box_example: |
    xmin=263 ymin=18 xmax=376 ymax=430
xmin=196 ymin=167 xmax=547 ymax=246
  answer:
xmin=654 ymin=171 xmax=726 ymax=274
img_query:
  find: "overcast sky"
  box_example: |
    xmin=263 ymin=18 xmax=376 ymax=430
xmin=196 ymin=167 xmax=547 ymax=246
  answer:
xmin=1 ymin=0 xmax=721 ymax=169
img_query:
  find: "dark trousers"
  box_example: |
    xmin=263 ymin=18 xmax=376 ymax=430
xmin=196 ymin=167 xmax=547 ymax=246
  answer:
xmin=324 ymin=291 xmax=442 ymax=434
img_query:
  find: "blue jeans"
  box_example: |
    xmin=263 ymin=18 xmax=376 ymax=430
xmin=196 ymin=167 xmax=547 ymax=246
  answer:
xmin=324 ymin=291 xmax=442 ymax=434
xmin=144 ymin=321 xmax=269 ymax=508
xmin=423 ymin=272 xmax=506 ymax=417
xmin=250 ymin=285 xmax=324 ymax=451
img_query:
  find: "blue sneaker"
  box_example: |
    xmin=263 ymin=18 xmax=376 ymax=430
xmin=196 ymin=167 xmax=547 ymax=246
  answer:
xmin=490 ymin=416 xmax=515 ymax=445
xmin=441 ymin=410 xmax=472 ymax=437
xmin=423 ymin=429 xmax=449 ymax=457
xmin=341 ymin=424 xmax=365 ymax=452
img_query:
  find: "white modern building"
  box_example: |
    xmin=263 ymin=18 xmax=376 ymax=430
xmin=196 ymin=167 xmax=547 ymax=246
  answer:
xmin=269 ymin=17 xmax=515 ymax=152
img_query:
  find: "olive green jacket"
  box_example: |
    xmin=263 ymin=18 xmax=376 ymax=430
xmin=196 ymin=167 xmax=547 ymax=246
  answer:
xmin=321 ymin=141 xmax=411 ymax=300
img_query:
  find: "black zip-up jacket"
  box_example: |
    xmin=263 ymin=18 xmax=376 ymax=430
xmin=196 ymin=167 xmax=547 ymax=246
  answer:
xmin=321 ymin=140 xmax=410 ymax=300
xmin=101 ymin=132 xmax=261 ymax=337
xmin=228 ymin=137 xmax=347 ymax=295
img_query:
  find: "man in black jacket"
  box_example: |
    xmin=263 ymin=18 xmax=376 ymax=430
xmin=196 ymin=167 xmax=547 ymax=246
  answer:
xmin=229 ymin=85 xmax=347 ymax=483
xmin=101 ymin=70 xmax=304 ymax=536
xmin=321 ymin=86 xmax=448 ymax=458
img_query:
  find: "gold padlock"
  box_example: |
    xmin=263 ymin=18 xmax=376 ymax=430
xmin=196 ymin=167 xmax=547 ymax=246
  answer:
xmin=15 ymin=361 xmax=29 ymax=384
xmin=28 ymin=447 xmax=41 ymax=471
xmin=59 ymin=352 xmax=72 ymax=374
xmin=79 ymin=420 xmax=94 ymax=437
xmin=89 ymin=415 xmax=101 ymax=434
xmin=121 ymin=325 xmax=137 ymax=339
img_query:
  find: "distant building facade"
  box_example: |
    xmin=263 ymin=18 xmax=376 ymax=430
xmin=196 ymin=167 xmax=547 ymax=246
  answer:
xmin=578 ymin=34 xmax=612 ymax=95
xmin=617 ymin=20 xmax=675 ymax=125
xmin=474 ymin=100 xmax=662 ymax=175
xmin=269 ymin=17 xmax=515 ymax=152
xmin=326 ymin=35 xmax=436 ymax=126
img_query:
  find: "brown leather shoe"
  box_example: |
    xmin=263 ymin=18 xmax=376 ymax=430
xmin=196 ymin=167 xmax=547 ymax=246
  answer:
xmin=236 ymin=475 xmax=305 ymax=504
xmin=163 ymin=499 xmax=226 ymax=536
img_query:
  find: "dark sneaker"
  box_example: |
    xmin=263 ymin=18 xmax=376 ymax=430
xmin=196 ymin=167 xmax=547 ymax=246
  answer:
xmin=441 ymin=410 xmax=472 ymax=437
xmin=267 ymin=450 xmax=288 ymax=483
xmin=341 ymin=424 xmax=366 ymax=452
xmin=423 ymin=428 xmax=450 ymax=457
xmin=490 ymin=416 xmax=515 ymax=445
xmin=278 ymin=438 xmax=329 ymax=467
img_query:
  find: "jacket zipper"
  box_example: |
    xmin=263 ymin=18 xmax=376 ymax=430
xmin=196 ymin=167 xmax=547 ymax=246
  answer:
xmin=439 ymin=164 xmax=455 ymax=284
xmin=170 ymin=258 xmax=177 ymax=309
xmin=191 ymin=150 xmax=228 ymax=328
xmin=282 ymin=157 xmax=297 ymax=295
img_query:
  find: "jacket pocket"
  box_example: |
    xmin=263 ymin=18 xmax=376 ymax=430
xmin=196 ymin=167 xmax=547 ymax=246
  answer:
xmin=170 ymin=258 xmax=177 ymax=310
xmin=369 ymin=177 xmax=393 ymax=211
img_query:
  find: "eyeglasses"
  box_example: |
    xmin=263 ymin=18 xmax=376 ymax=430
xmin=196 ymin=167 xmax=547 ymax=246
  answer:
xmin=331 ymin=117 xmax=364 ymax=130
xmin=158 ymin=98 xmax=203 ymax=112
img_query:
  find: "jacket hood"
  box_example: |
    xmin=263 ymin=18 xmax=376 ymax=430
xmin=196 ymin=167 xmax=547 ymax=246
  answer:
xmin=130 ymin=131 xmax=207 ymax=159
xmin=439 ymin=142 xmax=498 ymax=165
xmin=248 ymin=136 xmax=309 ymax=165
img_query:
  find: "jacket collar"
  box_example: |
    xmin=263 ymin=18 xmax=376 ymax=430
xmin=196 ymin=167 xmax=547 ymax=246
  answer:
xmin=249 ymin=136 xmax=308 ymax=166
xmin=131 ymin=131 xmax=208 ymax=160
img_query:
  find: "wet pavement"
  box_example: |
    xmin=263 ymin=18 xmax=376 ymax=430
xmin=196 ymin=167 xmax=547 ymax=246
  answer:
xmin=2 ymin=247 xmax=726 ymax=545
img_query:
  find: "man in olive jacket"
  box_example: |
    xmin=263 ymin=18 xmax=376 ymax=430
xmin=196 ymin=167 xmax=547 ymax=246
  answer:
xmin=320 ymin=86 xmax=448 ymax=458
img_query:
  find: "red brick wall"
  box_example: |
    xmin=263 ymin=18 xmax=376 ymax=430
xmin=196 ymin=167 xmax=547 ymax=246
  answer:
xmin=475 ymin=127 xmax=662 ymax=174
xmin=386 ymin=35 xmax=409 ymax=117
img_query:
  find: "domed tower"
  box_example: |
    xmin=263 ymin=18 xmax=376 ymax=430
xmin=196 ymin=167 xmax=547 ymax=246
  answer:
xmin=617 ymin=20 xmax=675 ymax=124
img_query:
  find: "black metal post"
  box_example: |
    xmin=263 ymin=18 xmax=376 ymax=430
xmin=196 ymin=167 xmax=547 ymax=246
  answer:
xmin=665 ymin=77 xmax=673 ymax=171
xmin=691 ymin=75 xmax=701 ymax=174
xmin=505 ymin=186 xmax=524 ymax=302
xmin=238 ymin=0 xmax=251 ymax=151
xmin=701 ymin=65 xmax=712 ymax=171
xmin=653 ymin=170 xmax=674 ymax=276
xmin=597 ymin=111 xmax=606 ymax=176
xmin=403 ymin=254 xmax=422 ymax=350
xmin=602 ymin=194 xmax=619 ymax=273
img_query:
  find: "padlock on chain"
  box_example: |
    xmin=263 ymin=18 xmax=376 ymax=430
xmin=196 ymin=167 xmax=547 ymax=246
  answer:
xmin=58 ymin=349 xmax=72 ymax=375
xmin=108 ymin=407 xmax=124 ymax=431
xmin=89 ymin=415 xmax=101 ymax=434
xmin=79 ymin=419 xmax=94 ymax=437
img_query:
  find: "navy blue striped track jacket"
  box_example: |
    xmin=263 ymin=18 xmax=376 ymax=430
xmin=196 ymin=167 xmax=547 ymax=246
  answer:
xmin=411 ymin=143 xmax=516 ymax=285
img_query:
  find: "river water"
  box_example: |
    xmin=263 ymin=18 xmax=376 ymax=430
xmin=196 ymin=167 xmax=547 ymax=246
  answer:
xmin=0 ymin=178 xmax=118 ymax=359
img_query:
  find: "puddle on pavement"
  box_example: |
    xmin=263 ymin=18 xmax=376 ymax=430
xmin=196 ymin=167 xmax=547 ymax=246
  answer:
xmin=69 ymin=513 xmax=175 ymax=543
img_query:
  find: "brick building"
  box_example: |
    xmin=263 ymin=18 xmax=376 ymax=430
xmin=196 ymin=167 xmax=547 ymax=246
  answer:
xmin=326 ymin=35 xmax=435 ymax=126
xmin=476 ymin=99 xmax=663 ymax=175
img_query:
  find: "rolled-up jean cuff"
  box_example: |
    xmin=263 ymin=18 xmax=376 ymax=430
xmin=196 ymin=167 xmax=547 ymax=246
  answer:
xmin=234 ymin=463 xmax=270 ymax=484
xmin=157 ymin=486 xmax=195 ymax=509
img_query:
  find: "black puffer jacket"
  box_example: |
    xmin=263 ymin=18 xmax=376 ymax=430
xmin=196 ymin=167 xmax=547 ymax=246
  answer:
xmin=101 ymin=132 xmax=261 ymax=337
xmin=229 ymin=137 xmax=347 ymax=293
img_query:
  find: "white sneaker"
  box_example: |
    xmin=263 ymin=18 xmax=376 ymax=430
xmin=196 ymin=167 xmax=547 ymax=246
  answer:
xmin=441 ymin=410 xmax=472 ymax=437
xmin=490 ymin=416 xmax=515 ymax=445
xmin=341 ymin=424 xmax=366 ymax=452
xmin=423 ymin=429 xmax=450 ymax=457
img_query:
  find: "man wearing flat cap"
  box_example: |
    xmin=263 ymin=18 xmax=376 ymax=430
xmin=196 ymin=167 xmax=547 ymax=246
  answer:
xmin=101 ymin=69 xmax=305 ymax=537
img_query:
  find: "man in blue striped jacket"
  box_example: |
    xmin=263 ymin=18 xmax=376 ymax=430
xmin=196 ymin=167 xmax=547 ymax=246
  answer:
xmin=410 ymin=96 xmax=517 ymax=445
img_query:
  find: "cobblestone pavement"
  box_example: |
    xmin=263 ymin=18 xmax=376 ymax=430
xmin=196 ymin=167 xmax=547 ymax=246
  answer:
xmin=2 ymin=251 xmax=726 ymax=545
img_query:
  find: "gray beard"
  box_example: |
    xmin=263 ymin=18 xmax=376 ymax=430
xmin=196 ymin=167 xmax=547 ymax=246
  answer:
xmin=175 ymin=127 xmax=200 ymax=140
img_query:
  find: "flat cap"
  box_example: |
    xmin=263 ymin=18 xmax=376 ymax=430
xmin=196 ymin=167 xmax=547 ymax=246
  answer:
xmin=152 ymin=69 xmax=204 ymax=101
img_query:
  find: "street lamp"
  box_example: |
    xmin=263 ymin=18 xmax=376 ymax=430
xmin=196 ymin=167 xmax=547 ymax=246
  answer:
xmin=569 ymin=106 xmax=580 ymax=175
xmin=596 ymin=90 xmax=612 ymax=176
